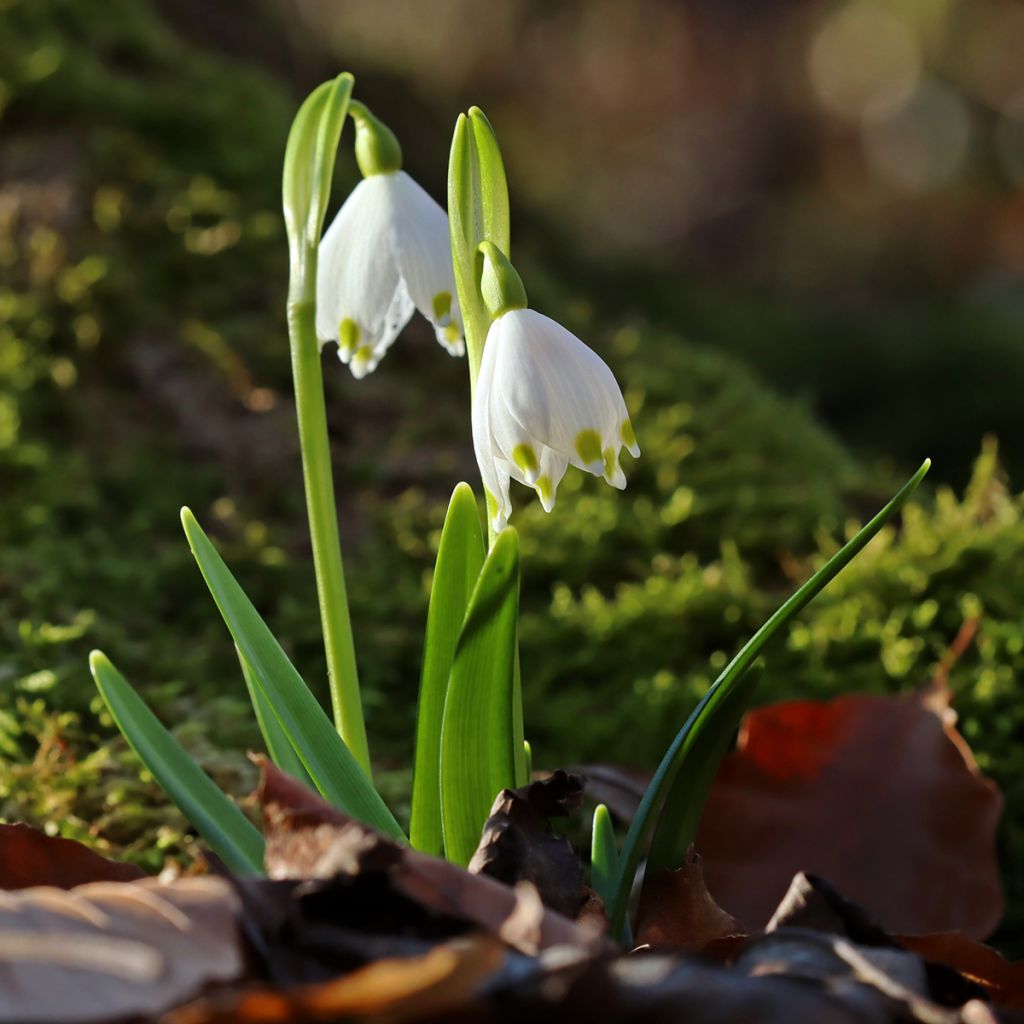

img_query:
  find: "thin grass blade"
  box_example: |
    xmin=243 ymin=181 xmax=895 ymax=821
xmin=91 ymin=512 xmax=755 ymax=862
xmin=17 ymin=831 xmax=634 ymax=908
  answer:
xmin=606 ymin=458 xmax=931 ymax=938
xmin=180 ymin=508 xmax=403 ymax=839
xmin=409 ymin=483 xmax=486 ymax=855
xmin=440 ymin=527 xmax=520 ymax=865
xmin=90 ymin=651 xmax=265 ymax=874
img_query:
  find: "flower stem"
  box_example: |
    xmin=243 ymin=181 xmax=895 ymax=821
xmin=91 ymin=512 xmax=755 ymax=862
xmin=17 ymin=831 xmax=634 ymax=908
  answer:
xmin=286 ymin=285 xmax=372 ymax=778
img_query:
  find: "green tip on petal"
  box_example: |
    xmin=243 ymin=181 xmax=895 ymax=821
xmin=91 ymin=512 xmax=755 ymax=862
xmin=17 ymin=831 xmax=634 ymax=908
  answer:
xmin=575 ymin=429 xmax=604 ymax=472
xmin=339 ymin=317 xmax=360 ymax=353
xmin=432 ymin=291 xmax=453 ymax=323
xmin=621 ymin=418 xmax=639 ymax=455
xmin=479 ymin=241 xmax=527 ymax=320
xmin=535 ymin=475 xmax=555 ymax=512
xmin=349 ymin=99 xmax=402 ymax=177
xmin=512 ymin=442 xmax=539 ymax=482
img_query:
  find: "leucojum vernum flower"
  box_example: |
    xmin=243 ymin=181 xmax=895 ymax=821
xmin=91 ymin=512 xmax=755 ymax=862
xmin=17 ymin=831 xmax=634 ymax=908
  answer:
xmin=472 ymin=242 xmax=640 ymax=531
xmin=316 ymin=100 xmax=465 ymax=378
xmin=87 ymin=73 xmax=931 ymax=949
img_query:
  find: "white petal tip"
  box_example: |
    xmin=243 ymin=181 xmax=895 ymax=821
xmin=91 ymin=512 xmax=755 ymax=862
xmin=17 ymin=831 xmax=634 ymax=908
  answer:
xmin=585 ymin=460 xmax=604 ymax=477
xmin=445 ymin=340 xmax=466 ymax=357
xmin=626 ymin=443 xmax=641 ymax=458
xmin=538 ymin=494 xmax=556 ymax=513
xmin=605 ymin=471 xmax=627 ymax=490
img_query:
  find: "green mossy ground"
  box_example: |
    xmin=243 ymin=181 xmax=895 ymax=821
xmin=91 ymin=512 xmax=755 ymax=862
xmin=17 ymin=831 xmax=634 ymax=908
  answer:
xmin=1 ymin=0 xmax=1021 ymax=949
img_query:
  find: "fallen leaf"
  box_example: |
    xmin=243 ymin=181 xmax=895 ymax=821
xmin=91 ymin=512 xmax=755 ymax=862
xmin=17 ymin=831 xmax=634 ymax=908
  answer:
xmin=695 ymin=685 xmax=1003 ymax=938
xmin=255 ymin=758 xmax=607 ymax=957
xmin=468 ymin=770 xmax=594 ymax=920
xmin=166 ymin=935 xmax=504 ymax=1024
xmin=0 ymin=823 xmax=145 ymax=889
xmin=635 ymin=845 xmax=745 ymax=952
xmin=0 ymin=876 xmax=243 ymax=1023
xmin=575 ymin=764 xmax=649 ymax=822
xmin=899 ymin=933 xmax=1024 ymax=1009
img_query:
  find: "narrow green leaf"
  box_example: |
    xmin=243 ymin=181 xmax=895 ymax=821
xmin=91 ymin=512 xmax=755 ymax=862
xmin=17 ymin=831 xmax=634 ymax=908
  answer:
xmin=409 ymin=483 xmax=486 ymax=855
xmin=591 ymin=803 xmax=633 ymax=947
xmin=180 ymin=508 xmax=404 ymax=840
xmin=440 ymin=527 xmax=520 ymax=865
xmin=237 ymin=646 xmax=314 ymax=789
xmin=89 ymin=651 xmax=265 ymax=874
xmin=606 ymin=458 xmax=931 ymax=938
xmin=590 ymin=803 xmax=618 ymax=906
xmin=646 ymin=663 xmax=763 ymax=875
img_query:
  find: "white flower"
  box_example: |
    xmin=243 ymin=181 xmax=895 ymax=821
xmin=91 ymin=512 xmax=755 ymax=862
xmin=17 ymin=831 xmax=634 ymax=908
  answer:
xmin=473 ymin=307 xmax=639 ymax=531
xmin=316 ymin=171 xmax=464 ymax=379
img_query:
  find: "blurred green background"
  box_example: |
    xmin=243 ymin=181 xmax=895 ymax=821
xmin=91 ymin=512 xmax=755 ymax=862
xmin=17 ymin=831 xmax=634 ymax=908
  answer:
xmin=1 ymin=0 xmax=1022 ymax=946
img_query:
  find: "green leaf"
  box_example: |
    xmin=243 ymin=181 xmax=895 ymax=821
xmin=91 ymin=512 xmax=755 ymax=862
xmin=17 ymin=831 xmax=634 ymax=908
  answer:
xmin=409 ymin=483 xmax=486 ymax=855
xmin=590 ymin=803 xmax=617 ymax=906
xmin=237 ymin=646 xmax=314 ymax=789
xmin=646 ymin=663 xmax=763 ymax=874
xmin=89 ymin=651 xmax=265 ymax=874
xmin=180 ymin=508 xmax=403 ymax=840
xmin=590 ymin=802 xmax=632 ymax=947
xmin=606 ymin=458 xmax=931 ymax=938
xmin=440 ymin=527 xmax=521 ymax=865
xmin=282 ymin=73 xmax=353 ymax=275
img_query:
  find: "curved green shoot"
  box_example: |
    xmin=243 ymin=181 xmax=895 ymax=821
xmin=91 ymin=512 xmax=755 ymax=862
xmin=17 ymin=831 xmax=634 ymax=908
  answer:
xmin=181 ymin=508 xmax=403 ymax=839
xmin=90 ymin=651 xmax=265 ymax=874
xmin=440 ymin=527 xmax=521 ymax=865
xmin=606 ymin=458 xmax=931 ymax=938
xmin=646 ymin=662 xmax=763 ymax=874
xmin=590 ymin=803 xmax=618 ymax=906
xmin=409 ymin=483 xmax=486 ymax=855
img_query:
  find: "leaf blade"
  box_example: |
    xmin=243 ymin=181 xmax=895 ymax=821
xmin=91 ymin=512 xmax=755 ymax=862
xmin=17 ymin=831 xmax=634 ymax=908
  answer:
xmin=237 ymin=646 xmax=315 ymax=789
xmin=440 ymin=527 xmax=521 ymax=865
xmin=409 ymin=483 xmax=486 ymax=855
xmin=180 ymin=508 xmax=404 ymax=840
xmin=646 ymin=663 xmax=763 ymax=874
xmin=89 ymin=651 xmax=265 ymax=874
xmin=606 ymin=458 xmax=931 ymax=937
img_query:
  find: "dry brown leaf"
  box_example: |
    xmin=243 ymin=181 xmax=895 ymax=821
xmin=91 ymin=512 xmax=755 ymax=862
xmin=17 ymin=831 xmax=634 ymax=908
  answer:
xmin=255 ymin=758 xmax=608 ymax=957
xmin=575 ymin=764 xmax=649 ymax=822
xmin=635 ymin=845 xmax=745 ymax=952
xmin=899 ymin=933 xmax=1024 ymax=1009
xmin=0 ymin=824 xmax=145 ymax=890
xmin=166 ymin=935 xmax=504 ymax=1024
xmin=0 ymin=876 xmax=243 ymax=1023
xmin=468 ymin=770 xmax=595 ymax=920
xmin=696 ymin=685 xmax=1003 ymax=938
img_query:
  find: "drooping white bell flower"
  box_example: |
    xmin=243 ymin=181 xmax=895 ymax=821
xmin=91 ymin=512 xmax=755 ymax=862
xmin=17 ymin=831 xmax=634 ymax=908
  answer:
xmin=315 ymin=102 xmax=464 ymax=379
xmin=472 ymin=243 xmax=639 ymax=531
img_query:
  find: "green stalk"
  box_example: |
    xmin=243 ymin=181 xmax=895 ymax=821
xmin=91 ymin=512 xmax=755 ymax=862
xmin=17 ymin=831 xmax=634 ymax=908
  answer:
xmin=281 ymin=73 xmax=370 ymax=776
xmin=286 ymin=292 xmax=371 ymax=777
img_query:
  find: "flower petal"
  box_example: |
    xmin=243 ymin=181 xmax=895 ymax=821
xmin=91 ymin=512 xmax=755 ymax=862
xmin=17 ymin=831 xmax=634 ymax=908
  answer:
xmin=472 ymin=320 xmax=512 ymax=529
xmin=389 ymin=172 xmax=465 ymax=358
xmin=491 ymin=309 xmax=628 ymax=474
